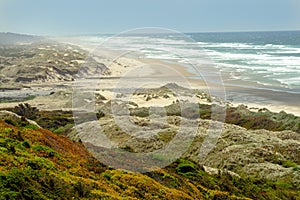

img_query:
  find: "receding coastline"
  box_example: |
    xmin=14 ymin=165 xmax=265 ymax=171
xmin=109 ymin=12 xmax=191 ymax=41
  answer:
xmin=0 ymin=40 xmax=299 ymax=116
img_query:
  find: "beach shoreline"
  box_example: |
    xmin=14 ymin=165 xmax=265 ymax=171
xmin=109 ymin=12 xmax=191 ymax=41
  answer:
xmin=118 ymin=52 xmax=300 ymax=116
xmin=104 ymin=46 xmax=300 ymax=116
xmin=0 ymin=41 xmax=299 ymax=117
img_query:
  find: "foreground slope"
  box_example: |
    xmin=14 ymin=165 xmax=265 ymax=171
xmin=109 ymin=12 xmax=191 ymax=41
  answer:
xmin=1 ymin=115 xmax=299 ymax=199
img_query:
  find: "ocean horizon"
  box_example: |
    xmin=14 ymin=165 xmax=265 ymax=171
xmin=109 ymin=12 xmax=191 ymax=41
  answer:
xmin=73 ymin=30 xmax=300 ymax=94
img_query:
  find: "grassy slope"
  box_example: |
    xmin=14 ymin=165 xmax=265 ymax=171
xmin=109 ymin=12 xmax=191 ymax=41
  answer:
xmin=1 ymin=119 xmax=299 ymax=200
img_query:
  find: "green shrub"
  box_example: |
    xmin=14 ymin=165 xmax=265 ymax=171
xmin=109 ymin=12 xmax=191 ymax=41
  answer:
xmin=24 ymin=124 xmax=38 ymax=130
xmin=293 ymin=166 xmax=299 ymax=171
xmin=33 ymin=145 xmax=58 ymax=158
xmin=73 ymin=182 xmax=91 ymax=197
xmin=282 ymin=160 xmax=297 ymax=168
xmin=102 ymin=172 xmax=113 ymax=180
xmin=176 ymin=159 xmax=195 ymax=174
xmin=22 ymin=141 xmax=31 ymax=148
xmin=53 ymin=123 xmax=73 ymax=134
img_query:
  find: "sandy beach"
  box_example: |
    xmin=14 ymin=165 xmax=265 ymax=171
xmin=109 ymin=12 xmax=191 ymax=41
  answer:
xmin=89 ymin=46 xmax=300 ymax=116
xmin=0 ymin=42 xmax=299 ymax=117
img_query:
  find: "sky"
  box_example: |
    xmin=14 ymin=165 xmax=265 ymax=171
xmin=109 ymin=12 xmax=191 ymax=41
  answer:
xmin=0 ymin=0 xmax=300 ymax=35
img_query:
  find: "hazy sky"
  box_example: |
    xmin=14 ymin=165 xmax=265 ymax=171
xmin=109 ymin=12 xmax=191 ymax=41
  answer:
xmin=0 ymin=0 xmax=300 ymax=35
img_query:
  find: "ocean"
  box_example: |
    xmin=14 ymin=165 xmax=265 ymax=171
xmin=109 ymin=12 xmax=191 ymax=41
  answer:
xmin=189 ymin=31 xmax=300 ymax=93
xmin=77 ymin=31 xmax=300 ymax=94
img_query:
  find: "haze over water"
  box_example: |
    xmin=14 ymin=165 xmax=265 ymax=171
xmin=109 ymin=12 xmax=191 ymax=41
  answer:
xmin=77 ymin=31 xmax=300 ymax=94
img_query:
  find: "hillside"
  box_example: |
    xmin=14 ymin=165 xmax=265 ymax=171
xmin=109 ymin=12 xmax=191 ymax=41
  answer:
xmin=1 ymin=115 xmax=299 ymax=199
xmin=0 ymin=42 xmax=109 ymax=88
xmin=0 ymin=32 xmax=44 ymax=45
